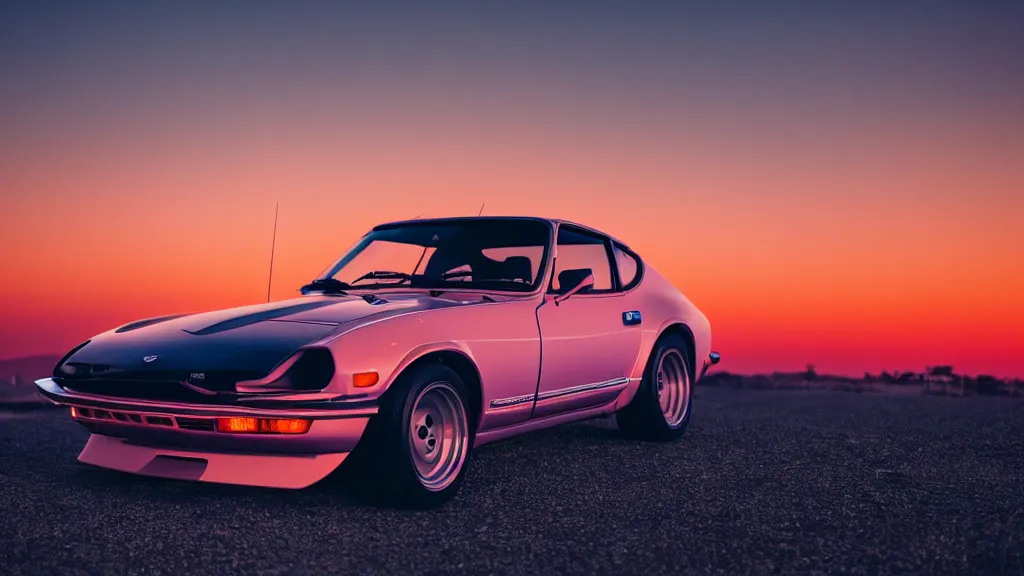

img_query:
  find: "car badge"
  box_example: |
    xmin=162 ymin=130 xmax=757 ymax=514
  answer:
xmin=143 ymin=355 xmax=159 ymax=363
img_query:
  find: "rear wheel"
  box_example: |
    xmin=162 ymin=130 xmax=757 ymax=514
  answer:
xmin=352 ymin=363 xmax=473 ymax=508
xmin=616 ymin=333 xmax=693 ymax=441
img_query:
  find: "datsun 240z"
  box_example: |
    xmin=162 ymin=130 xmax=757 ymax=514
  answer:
xmin=36 ymin=216 xmax=719 ymax=508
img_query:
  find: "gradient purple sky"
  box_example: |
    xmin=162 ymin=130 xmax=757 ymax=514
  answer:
xmin=1 ymin=1 xmax=1022 ymax=377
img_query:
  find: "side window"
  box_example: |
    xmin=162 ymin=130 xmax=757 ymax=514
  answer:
xmin=549 ymin=226 xmax=614 ymax=293
xmin=613 ymin=243 xmax=642 ymax=290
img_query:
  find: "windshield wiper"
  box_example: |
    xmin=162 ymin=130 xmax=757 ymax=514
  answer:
xmin=300 ymin=278 xmax=351 ymax=295
xmin=351 ymin=270 xmax=413 ymax=285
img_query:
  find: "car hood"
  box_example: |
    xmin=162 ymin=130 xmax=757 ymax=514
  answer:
xmin=56 ymin=293 xmax=482 ymax=381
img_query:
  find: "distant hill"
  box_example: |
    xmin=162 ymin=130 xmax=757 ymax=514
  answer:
xmin=0 ymin=354 xmax=61 ymax=405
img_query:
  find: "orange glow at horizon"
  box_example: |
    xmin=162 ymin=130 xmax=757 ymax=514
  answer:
xmin=2 ymin=112 xmax=1021 ymax=378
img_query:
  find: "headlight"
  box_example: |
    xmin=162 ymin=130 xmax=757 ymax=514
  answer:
xmin=235 ymin=347 xmax=335 ymax=393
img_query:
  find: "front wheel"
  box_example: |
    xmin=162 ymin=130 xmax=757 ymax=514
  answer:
xmin=352 ymin=363 xmax=473 ymax=508
xmin=616 ymin=333 xmax=694 ymax=441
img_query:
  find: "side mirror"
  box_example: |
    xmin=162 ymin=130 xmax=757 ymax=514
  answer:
xmin=553 ymin=268 xmax=594 ymax=306
xmin=709 ymin=351 xmax=721 ymax=365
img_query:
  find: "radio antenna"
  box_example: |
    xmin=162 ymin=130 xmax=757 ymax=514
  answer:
xmin=477 ymin=202 xmax=485 ymax=216
xmin=266 ymin=202 xmax=278 ymax=303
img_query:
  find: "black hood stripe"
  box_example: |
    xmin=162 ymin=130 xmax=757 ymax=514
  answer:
xmin=182 ymin=300 xmax=341 ymax=336
xmin=114 ymin=314 xmax=190 ymax=333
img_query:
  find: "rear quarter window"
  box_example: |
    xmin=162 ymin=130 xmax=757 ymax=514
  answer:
xmin=613 ymin=244 xmax=642 ymax=290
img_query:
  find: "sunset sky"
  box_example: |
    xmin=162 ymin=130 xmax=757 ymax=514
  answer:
xmin=1 ymin=1 xmax=1022 ymax=377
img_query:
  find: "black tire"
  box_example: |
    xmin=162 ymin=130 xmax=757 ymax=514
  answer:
xmin=616 ymin=333 xmax=694 ymax=441
xmin=350 ymin=362 xmax=474 ymax=509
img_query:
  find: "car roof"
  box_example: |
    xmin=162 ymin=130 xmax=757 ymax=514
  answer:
xmin=373 ymin=216 xmax=632 ymax=250
xmin=374 ymin=215 xmax=550 ymax=229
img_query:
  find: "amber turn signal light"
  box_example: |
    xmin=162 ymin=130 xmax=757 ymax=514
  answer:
xmin=353 ymin=371 xmax=379 ymax=388
xmin=215 ymin=417 xmax=311 ymax=434
xmin=70 ymin=406 xmax=78 ymax=419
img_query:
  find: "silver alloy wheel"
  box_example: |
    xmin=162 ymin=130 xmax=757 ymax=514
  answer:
xmin=408 ymin=381 xmax=469 ymax=491
xmin=655 ymin=349 xmax=690 ymax=428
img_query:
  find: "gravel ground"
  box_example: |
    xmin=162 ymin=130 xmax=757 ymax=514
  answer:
xmin=1 ymin=388 xmax=1022 ymax=575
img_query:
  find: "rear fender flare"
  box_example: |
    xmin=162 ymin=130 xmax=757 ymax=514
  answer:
xmin=612 ymin=318 xmax=692 ymax=411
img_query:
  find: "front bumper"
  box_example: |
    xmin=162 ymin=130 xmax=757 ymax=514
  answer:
xmin=35 ymin=377 xmax=378 ymax=489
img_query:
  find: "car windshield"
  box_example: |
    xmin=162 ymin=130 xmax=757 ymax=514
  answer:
xmin=314 ymin=219 xmax=552 ymax=293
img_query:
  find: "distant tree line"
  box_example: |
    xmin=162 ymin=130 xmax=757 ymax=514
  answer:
xmin=702 ymin=365 xmax=1022 ymax=397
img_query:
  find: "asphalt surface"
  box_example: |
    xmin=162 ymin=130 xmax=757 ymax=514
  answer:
xmin=1 ymin=388 xmax=1022 ymax=576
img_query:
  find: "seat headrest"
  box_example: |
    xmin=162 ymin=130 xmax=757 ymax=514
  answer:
xmin=499 ymin=256 xmax=533 ymax=283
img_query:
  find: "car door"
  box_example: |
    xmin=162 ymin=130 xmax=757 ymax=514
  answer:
xmin=533 ymin=224 xmax=644 ymax=419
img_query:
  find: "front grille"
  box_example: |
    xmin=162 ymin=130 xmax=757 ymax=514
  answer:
xmin=64 ymin=362 xmax=113 ymax=376
xmin=64 ymin=378 xmax=220 ymax=404
xmin=73 ymin=406 xmax=217 ymax=432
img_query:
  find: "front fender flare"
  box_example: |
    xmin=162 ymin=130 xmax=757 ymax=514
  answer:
xmin=382 ymin=341 xmax=479 ymax=391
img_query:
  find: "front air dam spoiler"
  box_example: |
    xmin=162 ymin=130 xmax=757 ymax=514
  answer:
xmin=78 ymin=434 xmax=348 ymax=489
